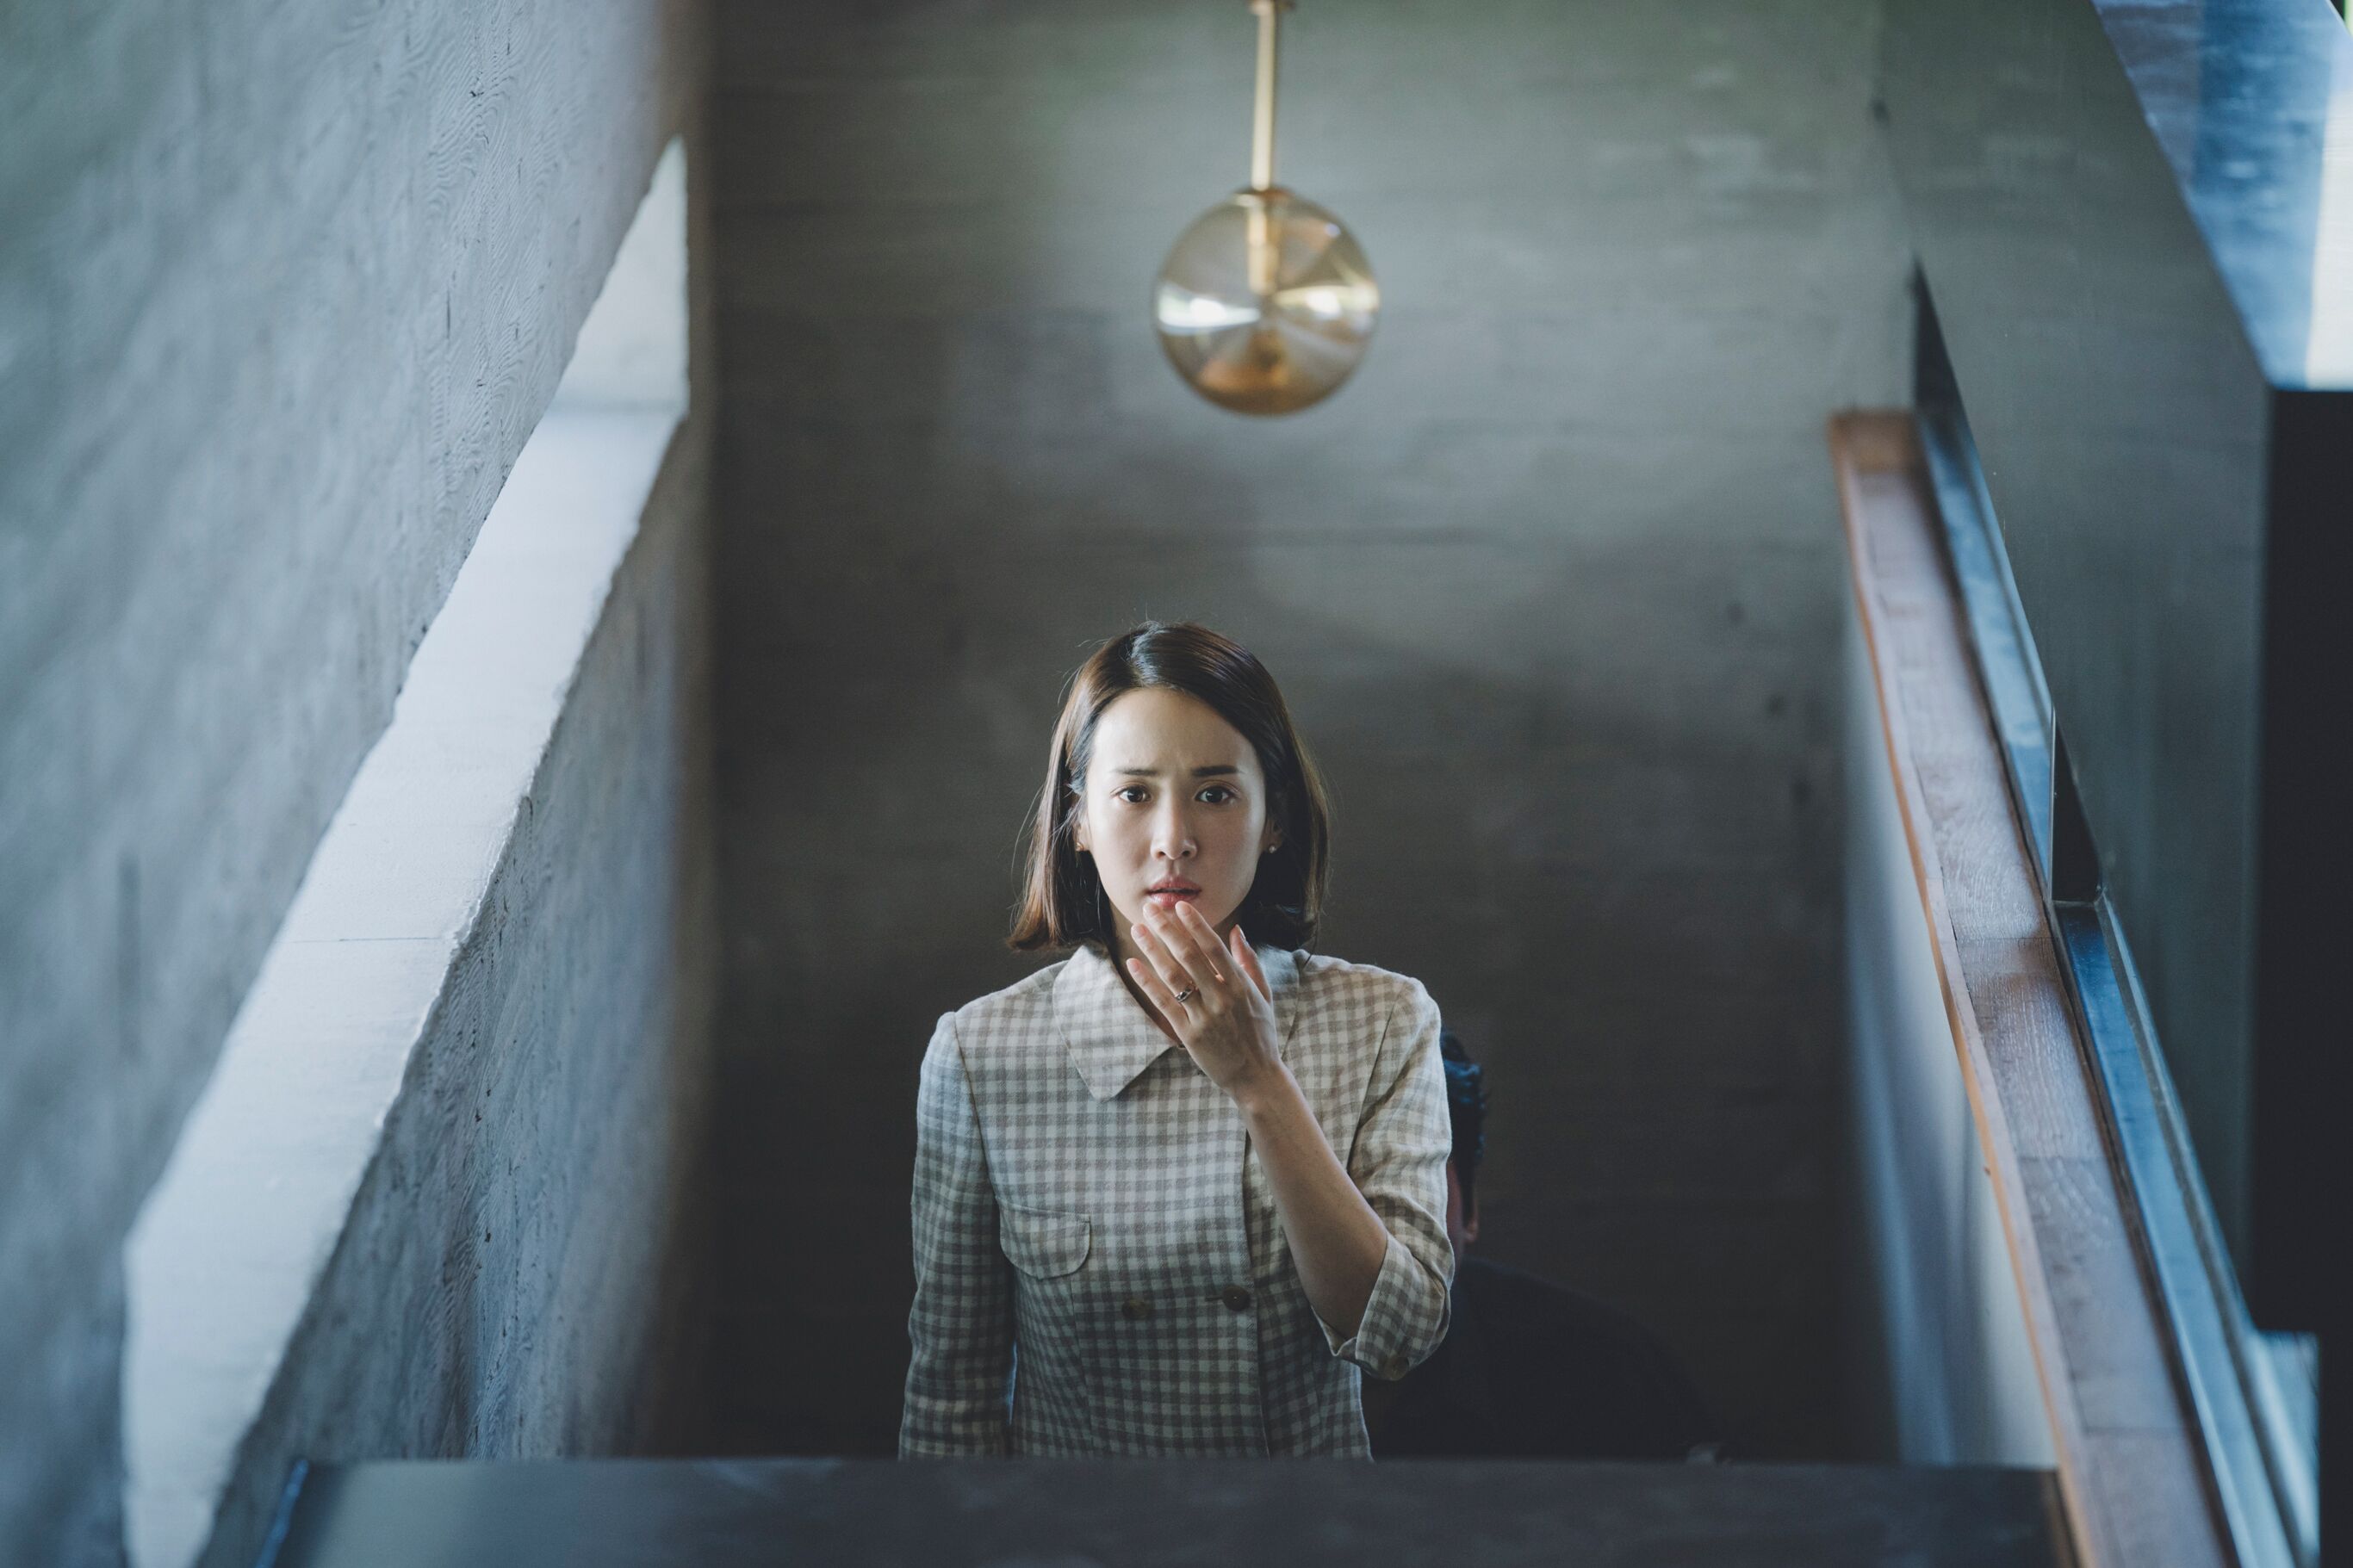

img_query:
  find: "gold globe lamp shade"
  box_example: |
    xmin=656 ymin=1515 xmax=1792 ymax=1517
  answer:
xmin=1153 ymin=1 xmax=1378 ymax=416
xmin=1155 ymin=189 xmax=1378 ymax=416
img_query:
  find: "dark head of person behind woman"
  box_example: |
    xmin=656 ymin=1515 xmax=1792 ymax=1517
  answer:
xmin=1363 ymin=1029 xmax=1728 ymax=1461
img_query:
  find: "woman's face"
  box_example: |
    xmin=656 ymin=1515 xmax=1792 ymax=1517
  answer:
xmin=1074 ymin=686 xmax=1281 ymax=964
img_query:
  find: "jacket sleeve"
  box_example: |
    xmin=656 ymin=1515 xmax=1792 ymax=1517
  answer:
xmin=899 ymin=1012 xmax=1016 ymax=1456
xmin=1314 ymin=978 xmax=1456 ymax=1381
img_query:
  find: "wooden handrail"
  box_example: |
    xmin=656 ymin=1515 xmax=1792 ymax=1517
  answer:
xmin=1831 ymin=411 xmax=2234 ymax=1568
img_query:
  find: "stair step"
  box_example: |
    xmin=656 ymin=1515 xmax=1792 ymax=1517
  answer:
xmin=258 ymin=1456 xmax=2068 ymax=1567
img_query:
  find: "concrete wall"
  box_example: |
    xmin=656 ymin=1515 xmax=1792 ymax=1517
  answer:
xmin=0 ymin=3 xmax=710 ymax=1562
xmin=1839 ymin=611 xmax=2052 ymax=1466
xmin=710 ymin=1 xmax=1909 ymax=1456
xmin=183 ymin=408 xmax=718 ymax=1568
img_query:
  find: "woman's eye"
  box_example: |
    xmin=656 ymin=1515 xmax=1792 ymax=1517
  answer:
xmin=1198 ymin=785 xmax=1235 ymax=804
xmin=1115 ymin=786 xmax=1148 ymax=803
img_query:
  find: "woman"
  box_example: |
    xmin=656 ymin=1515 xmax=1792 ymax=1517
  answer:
xmin=900 ymin=622 xmax=1454 ymax=1459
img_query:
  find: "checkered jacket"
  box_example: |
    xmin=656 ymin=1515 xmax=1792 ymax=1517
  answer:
xmin=900 ymin=942 xmax=1454 ymax=1459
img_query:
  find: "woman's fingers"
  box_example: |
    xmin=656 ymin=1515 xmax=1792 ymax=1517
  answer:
xmin=1227 ymin=925 xmax=1273 ymax=1002
xmin=1130 ymin=917 xmax=1208 ymax=1002
xmin=1170 ymin=901 xmax=1235 ymax=988
xmin=1125 ymin=953 xmax=1188 ymax=1017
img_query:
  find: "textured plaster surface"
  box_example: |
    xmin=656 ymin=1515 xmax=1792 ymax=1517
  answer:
xmin=124 ymin=381 xmax=684 ymax=1568
xmin=0 ymin=3 xmax=711 ymax=1562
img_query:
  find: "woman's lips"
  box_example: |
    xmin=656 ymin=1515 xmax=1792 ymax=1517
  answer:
xmin=1145 ymin=888 xmax=1200 ymax=909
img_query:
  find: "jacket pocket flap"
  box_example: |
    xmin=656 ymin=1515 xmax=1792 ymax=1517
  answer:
xmin=999 ymin=1202 xmax=1090 ymax=1278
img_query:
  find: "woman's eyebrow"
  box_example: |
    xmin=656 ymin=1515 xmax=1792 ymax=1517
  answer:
xmin=1114 ymin=764 xmax=1243 ymax=778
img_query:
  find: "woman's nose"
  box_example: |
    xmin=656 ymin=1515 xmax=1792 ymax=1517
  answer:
xmin=1152 ymin=806 xmax=1196 ymax=858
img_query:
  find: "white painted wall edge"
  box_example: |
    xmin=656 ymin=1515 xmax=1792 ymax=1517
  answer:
xmin=120 ymin=142 xmax=687 ymax=1568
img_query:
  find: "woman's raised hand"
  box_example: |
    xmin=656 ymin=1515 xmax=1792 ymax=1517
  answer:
xmin=1126 ymin=902 xmax=1284 ymax=1100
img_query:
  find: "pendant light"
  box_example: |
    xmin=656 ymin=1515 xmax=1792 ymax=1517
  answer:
xmin=1152 ymin=0 xmax=1379 ymax=416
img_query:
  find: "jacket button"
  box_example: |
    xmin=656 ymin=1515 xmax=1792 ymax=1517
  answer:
xmin=1121 ymin=1295 xmax=1153 ymax=1321
xmin=1220 ymin=1285 xmax=1254 ymax=1312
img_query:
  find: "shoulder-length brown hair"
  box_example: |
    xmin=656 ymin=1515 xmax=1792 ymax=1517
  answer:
xmin=1010 ymin=622 xmax=1331 ymax=954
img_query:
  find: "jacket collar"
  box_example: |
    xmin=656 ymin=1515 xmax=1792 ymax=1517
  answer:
xmin=1053 ymin=940 xmax=1303 ymax=1101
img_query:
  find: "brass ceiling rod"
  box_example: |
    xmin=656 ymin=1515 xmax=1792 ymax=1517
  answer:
xmin=1249 ymin=0 xmax=1292 ymax=193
